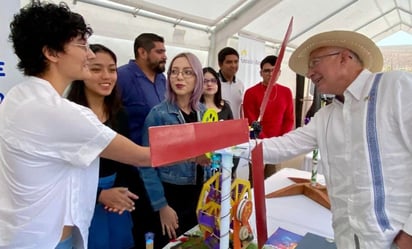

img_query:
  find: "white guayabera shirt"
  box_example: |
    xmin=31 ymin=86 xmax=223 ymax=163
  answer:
xmin=262 ymin=70 xmax=412 ymax=249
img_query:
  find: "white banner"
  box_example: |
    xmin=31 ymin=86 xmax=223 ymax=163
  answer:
xmin=237 ymin=35 xmax=265 ymax=90
xmin=0 ymin=1 xmax=23 ymax=103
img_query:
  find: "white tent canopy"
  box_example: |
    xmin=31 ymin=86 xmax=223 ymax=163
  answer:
xmin=74 ymin=0 xmax=412 ymax=48
xmin=70 ymin=0 xmax=412 ymax=59
xmin=47 ymin=0 xmax=410 ymax=91
xmin=15 ymin=0 xmax=412 ymax=114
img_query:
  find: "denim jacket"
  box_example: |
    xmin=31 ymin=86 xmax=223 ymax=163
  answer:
xmin=139 ymin=100 xmax=208 ymax=211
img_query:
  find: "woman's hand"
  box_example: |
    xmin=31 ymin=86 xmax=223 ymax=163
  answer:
xmin=159 ymin=205 xmax=179 ymax=239
xmin=98 ymin=187 xmax=138 ymax=215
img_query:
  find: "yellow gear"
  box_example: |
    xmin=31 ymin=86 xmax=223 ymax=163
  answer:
xmin=202 ymin=109 xmax=219 ymax=158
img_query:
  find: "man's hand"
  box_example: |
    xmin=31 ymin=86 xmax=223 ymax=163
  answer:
xmin=99 ymin=187 xmax=138 ymax=215
xmin=394 ymin=230 xmax=412 ymax=249
xmin=159 ymin=205 xmax=179 ymax=239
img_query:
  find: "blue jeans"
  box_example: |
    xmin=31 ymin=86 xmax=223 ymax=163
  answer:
xmin=55 ymin=234 xmax=73 ymax=249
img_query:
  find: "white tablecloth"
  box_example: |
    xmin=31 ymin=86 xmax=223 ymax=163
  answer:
xmin=249 ymin=167 xmax=333 ymax=240
xmin=164 ymin=168 xmax=334 ymax=248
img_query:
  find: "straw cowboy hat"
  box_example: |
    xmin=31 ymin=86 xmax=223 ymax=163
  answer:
xmin=288 ymin=30 xmax=384 ymax=76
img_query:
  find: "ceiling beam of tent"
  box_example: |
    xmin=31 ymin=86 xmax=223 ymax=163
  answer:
xmin=289 ymin=0 xmax=358 ymax=43
xmin=109 ymin=0 xmax=214 ymax=26
xmin=77 ymin=0 xmax=257 ymax=33
xmin=109 ymin=0 xmax=272 ymax=30
xmin=398 ymin=7 xmax=412 ymax=24
xmin=111 ymin=0 xmax=253 ymax=28
xmin=210 ymin=0 xmax=249 ymax=27
xmin=373 ymin=22 xmax=402 ymax=39
xmin=394 ymin=5 xmax=412 ymax=35
xmin=353 ymin=7 xmax=397 ymax=32
xmin=402 ymin=23 xmax=412 ymax=30
xmin=354 ymin=7 xmax=412 ymax=38
xmin=372 ymin=22 xmax=412 ymax=40
xmin=213 ymin=0 xmax=282 ymax=46
xmin=398 ymin=7 xmax=412 ymax=21
xmin=77 ymin=0 xmax=211 ymax=32
xmin=238 ymin=30 xmax=284 ymax=46
xmin=209 ymin=0 xmax=282 ymax=67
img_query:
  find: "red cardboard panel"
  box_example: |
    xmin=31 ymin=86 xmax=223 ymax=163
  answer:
xmin=149 ymin=119 xmax=249 ymax=167
xmin=252 ymin=142 xmax=268 ymax=249
xmin=259 ymin=17 xmax=294 ymax=121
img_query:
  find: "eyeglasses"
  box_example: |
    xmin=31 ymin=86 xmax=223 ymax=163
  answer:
xmin=170 ymin=69 xmax=194 ymax=78
xmin=71 ymin=43 xmax=90 ymax=52
xmin=308 ymin=52 xmax=341 ymax=69
xmin=262 ymin=69 xmax=273 ymax=74
xmin=203 ymin=78 xmax=217 ymax=84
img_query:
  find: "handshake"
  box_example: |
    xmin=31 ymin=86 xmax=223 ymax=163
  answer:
xmin=219 ymin=139 xmax=259 ymax=161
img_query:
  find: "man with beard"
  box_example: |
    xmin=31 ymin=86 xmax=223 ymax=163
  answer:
xmin=117 ymin=33 xmax=167 ymax=249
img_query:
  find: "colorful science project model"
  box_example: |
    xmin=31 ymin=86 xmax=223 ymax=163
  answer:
xmin=148 ymin=118 xmax=271 ymax=249
xmin=198 ymin=109 xmax=254 ymax=249
xmin=148 ymin=118 xmax=251 ymax=249
xmin=196 ymin=149 xmax=254 ymax=249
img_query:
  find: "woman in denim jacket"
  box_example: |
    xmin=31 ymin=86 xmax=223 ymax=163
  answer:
xmin=139 ymin=52 xmax=211 ymax=248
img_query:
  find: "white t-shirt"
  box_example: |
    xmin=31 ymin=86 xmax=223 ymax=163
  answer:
xmin=0 ymin=77 xmax=116 ymax=249
xmin=219 ymin=75 xmax=245 ymax=119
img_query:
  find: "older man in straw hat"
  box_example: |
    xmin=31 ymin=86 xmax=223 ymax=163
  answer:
xmin=254 ymin=30 xmax=412 ymax=248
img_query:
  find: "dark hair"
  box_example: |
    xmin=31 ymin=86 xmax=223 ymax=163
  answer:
xmin=133 ymin=33 xmax=164 ymax=58
xmin=260 ymin=55 xmax=278 ymax=69
xmin=9 ymin=1 xmax=93 ymax=76
xmin=67 ymin=44 xmax=122 ymax=127
xmin=218 ymin=47 xmax=239 ymax=65
xmin=200 ymin=67 xmax=224 ymax=108
xmin=166 ymin=52 xmax=204 ymax=111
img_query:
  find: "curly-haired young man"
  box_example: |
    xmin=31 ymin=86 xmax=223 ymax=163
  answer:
xmin=0 ymin=2 xmax=152 ymax=248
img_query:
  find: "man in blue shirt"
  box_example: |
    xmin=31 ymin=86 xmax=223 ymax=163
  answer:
xmin=117 ymin=33 xmax=167 ymax=249
xmin=117 ymin=33 xmax=167 ymax=144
